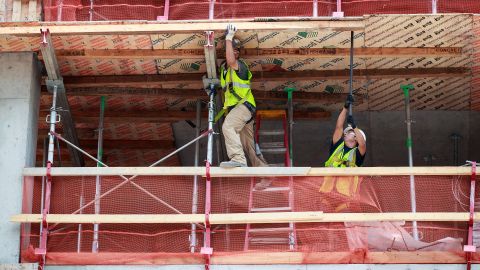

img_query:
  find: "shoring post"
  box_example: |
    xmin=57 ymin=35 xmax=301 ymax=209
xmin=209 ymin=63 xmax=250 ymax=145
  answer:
xmin=464 ymin=161 xmax=477 ymax=270
xmin=190 ymin=99 xmax=202 ymax=253
xmin=333 ymin=0 xmax=344 ymax=17
xmin=201 ymin=84 xmax=216 ymax=270
xmin=401 ymin=84 xmax=419 ymax=241
xmin=284 ymin=87 xmax=295 ymax=167
xmin=36 ymin=84 xmax=60 ymax=269
xmin=92 ymin=96 xmax=106 ymax=253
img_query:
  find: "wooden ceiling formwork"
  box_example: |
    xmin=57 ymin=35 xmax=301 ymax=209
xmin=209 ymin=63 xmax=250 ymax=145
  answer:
xmin=0 ymin=15 xmax=477 ymax=166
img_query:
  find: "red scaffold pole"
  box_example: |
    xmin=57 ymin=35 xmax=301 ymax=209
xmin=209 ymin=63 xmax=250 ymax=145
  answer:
xmin=464 ymin=161 xmax=476 ymax=270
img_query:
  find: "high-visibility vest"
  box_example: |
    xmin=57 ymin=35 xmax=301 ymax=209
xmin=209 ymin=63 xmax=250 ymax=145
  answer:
xmin=220 ymin=60 xmax=256 ymax=109
xmin=324 ymin=141 xmax=358 ymax=168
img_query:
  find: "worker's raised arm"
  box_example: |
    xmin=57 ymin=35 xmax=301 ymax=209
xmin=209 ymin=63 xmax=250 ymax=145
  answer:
xmin=332 ymin=107 xmax=348 ymax=143
xmin=354 ymin=127 xmax=366 ymax=155
xmin=225 ymin=24 xmax=239 ymax=70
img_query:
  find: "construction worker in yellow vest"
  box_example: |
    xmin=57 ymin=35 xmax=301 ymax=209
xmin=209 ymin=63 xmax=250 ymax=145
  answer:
xmin=219 ymin=24 xmax=269 ymax=169
xmin=319 ymin=94 xmax=366 ymax=212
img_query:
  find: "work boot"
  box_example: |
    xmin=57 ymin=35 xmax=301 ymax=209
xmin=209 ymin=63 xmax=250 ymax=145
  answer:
xmin=220 ymin=160 xmax=247 ymax=168
xmin=254 ymin=178 xmax=272 ymax=190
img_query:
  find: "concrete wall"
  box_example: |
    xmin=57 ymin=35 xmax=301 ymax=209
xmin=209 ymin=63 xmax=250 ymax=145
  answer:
xmin=0 ymin=53 xmax=40 ymax=263
xmin=173 ymin=111 xmax=480 ymax=167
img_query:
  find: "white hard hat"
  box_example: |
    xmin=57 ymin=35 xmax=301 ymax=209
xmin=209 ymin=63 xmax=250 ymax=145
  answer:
xmin=343 ymin=126 xmax=366 ymax=142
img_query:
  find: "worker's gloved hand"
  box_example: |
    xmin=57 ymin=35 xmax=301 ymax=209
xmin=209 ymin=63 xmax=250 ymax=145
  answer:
xmin=225 ymin=24 xmax=237 ymax=41
xmin=347 ymin=115 xmax=356 ymax=129
xmin=344 ymin=94 xmax=354 ymax=109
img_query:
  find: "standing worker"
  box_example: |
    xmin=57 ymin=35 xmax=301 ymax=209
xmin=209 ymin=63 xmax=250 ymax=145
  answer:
xmin=219 ymin=24 xmax=269 ymax=169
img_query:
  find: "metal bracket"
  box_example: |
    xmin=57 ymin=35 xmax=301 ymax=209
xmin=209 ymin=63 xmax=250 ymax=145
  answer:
xmin=202 ymin=75 xmax=220 ymax=91
xmin=45 ymin=114 xmax=61 ymax=123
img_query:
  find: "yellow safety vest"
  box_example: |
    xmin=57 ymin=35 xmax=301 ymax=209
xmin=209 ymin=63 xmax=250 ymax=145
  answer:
xmin=220 ymin=60 xmax=256 ymax=109
xmin=324 ymin=141 xmax=358 ymax=168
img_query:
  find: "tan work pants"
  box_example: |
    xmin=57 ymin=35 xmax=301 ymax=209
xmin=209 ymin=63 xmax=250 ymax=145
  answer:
xmin=222 ymin=104 xmax=268 ymax=167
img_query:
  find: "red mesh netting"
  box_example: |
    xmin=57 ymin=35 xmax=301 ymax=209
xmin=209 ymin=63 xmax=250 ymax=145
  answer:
xmin=20 ymin=173 xmax=479 ymax=264
xmin=41 ymin=0 xmax=480 ymax=22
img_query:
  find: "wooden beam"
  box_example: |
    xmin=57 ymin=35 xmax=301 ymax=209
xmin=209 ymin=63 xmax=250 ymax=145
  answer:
xmin=60 ymin=67 xmax=469 ymax=88
xmin=40 ymin=86 xmax=352 ymax=104
xmin=37 ymin=139 xmax=175 ymax=150
xmin=10 ymin=212 xmax=480 ymax=224
xmin=50 ymin=47 xmax=463 ymax=60
xmin=39 ymin=110 xmax=331 ymax=123
xmin=0 ymin=20 xmax=365 ymax=36
xmin=38 ymin=251 xmax=480 ymax=265
xmin=22 ymin=166 xmax=474 ymax=177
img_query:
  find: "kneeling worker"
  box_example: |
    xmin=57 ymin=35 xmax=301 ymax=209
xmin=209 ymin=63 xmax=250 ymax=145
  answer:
xmin=320 ymin=94 xmax=366 ymax=212
xmin=219 ymin=24 xmax=268 ymax=168
xmin=325 ymin=95 xmax=366 ymax=167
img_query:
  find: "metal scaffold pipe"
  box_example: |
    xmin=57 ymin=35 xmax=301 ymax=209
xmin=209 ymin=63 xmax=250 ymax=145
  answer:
xmin=190 ymin=99 xmax=202 ymax=253
xmin=401 ymin=84 xmax=419 ymax=241
xmin=92 ymin=96 xmax=106 ymax=253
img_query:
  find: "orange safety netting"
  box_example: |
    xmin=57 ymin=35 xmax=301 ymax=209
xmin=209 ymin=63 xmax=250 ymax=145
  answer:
xmin=20 ymin=173 xmax=479 ymax=264
xmin=41 ymin=0 xmax=480 ymax=22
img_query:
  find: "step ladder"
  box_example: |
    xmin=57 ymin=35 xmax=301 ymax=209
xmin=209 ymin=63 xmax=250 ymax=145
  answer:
xmin=244 ymin=109 xmax=297 ymax=251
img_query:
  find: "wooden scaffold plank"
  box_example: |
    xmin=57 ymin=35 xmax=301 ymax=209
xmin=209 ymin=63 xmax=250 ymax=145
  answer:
xmin=10 ymin=212 xmax=480 ymax=225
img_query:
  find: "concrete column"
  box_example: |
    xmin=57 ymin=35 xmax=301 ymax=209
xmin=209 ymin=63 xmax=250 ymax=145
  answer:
xmin=0 ymin=52 xmax=40 ymax=263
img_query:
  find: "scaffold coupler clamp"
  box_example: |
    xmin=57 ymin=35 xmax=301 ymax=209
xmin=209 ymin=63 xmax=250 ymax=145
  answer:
xmin=203 ymin=75 xmax=220 ymax=94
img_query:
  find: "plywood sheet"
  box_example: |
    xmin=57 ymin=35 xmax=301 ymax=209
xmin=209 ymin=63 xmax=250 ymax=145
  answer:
xmin=365 ymin=14 xmax=472 ymax=48
xmin=368 ymin=77 xmax=471 ymax=111
xmin=52 ymin=35 xmax=153 ymax=50
xmin=472 ymin=16 xmax=480 ymax=111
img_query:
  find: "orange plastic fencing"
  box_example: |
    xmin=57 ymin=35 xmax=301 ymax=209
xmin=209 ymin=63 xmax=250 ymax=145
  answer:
xmin=41 ymin=0 xmax=480 ymax=22
xmin=20 ymin=173 xmax=478 ymax=264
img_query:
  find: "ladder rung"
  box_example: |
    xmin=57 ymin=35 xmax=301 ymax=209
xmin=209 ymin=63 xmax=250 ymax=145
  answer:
xmin=250 ymin=237 xmax=290 ymax=244
xmin=256 ymin=109 xmax=286 ymax=119
xmin=250 ymin=207 xmax=292 ymax=212
xmin=258 ymin=130 xmax=284 ymax=136
xmin=249 ymin=227 xmax=292 ymax=233
xmin=253 ymin=186 xmax=290 ymax=192
xmin=260 ymin=142 xmax=284 ymax=148
xmin=261 ymin=147 xmax=287 ymax=154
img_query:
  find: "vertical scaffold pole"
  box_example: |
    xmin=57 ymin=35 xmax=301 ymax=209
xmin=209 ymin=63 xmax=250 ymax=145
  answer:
xmin=190 ymin=99 xmax=202 ymax=253
xmin=312 ymin=0 xmax=318 ymax=17
xmin=201 ymin=85 xmax=215 ymax=270
xmin=209 ymin=0 xmax=215 ymax=20
xmin=36 ymin=84 xmax=59 ymax=269
xmin=432 ymin=0 xmax=437 ymax=14
xmin=92 ymin=96 xmax=106 ymax=253
xmin=401 ymin=84 xmax=419 ymax=241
